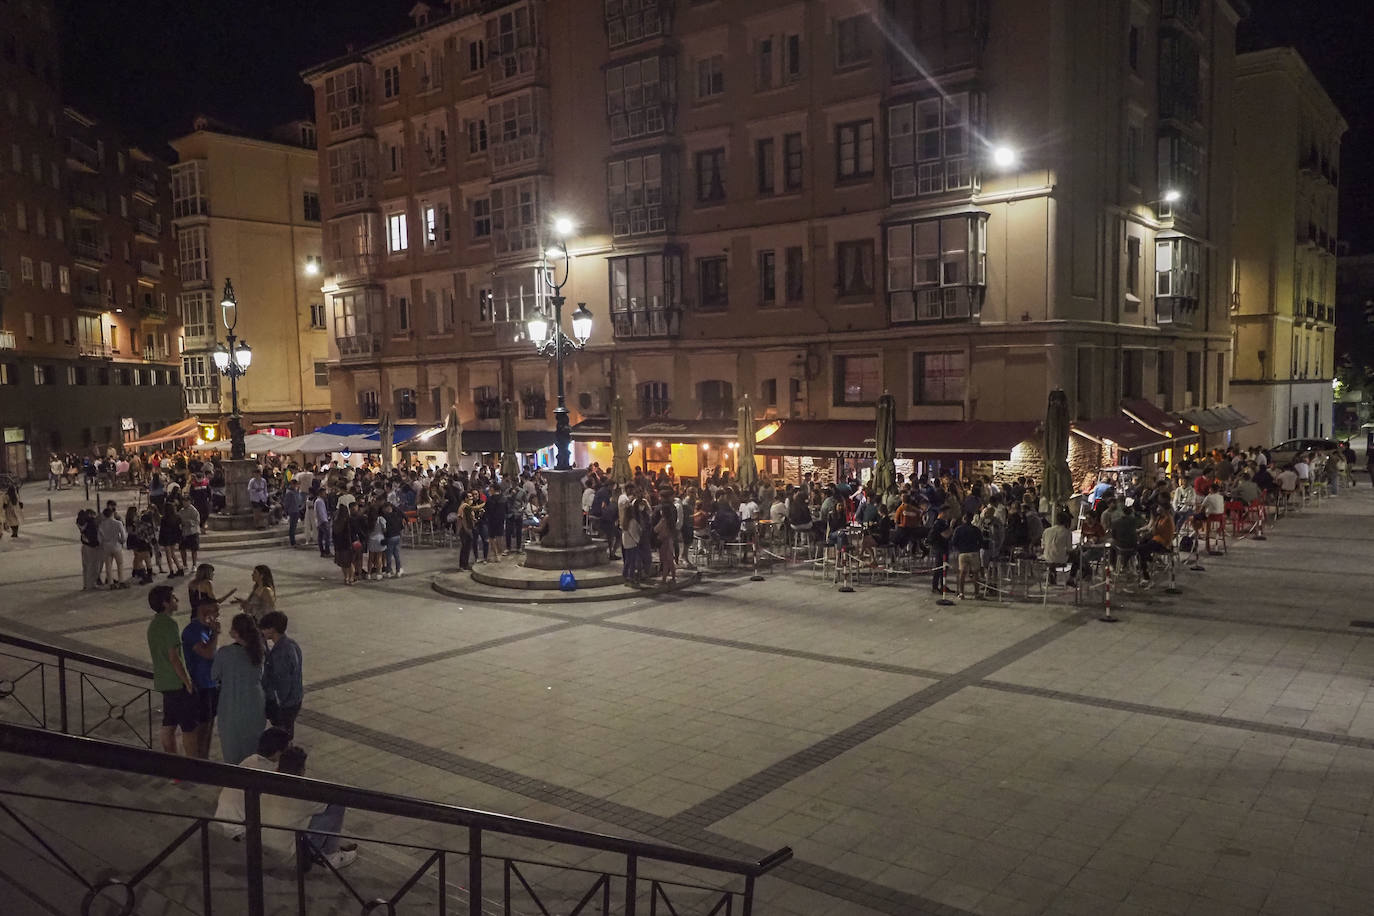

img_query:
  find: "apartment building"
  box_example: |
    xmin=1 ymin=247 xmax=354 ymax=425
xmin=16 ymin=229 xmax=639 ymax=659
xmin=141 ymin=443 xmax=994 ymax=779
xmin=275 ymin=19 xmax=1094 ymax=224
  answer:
xmin=0 ymin=0 xmax=184 ymax=477
xmin=303 ymin=0 xmax=1246 ymax=475
xmin=169 ymin=120 xmax=331 ymax=437
xmin=1230 ymin=48 xmax=1345 ymax=445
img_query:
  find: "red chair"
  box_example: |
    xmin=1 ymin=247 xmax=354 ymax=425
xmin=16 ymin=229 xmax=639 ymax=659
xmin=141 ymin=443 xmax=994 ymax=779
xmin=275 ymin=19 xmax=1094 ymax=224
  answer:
xmin=1226 ymin=500 xmax=1247 ymax=537
xmin=1204 ymin=514 xmax=1228 ymax=555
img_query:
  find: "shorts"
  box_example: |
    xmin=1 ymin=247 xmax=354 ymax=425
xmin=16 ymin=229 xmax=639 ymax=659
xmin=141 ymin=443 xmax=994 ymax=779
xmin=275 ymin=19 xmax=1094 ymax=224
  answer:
xmin=181 ymin=534 xmax=200 ymax=552
xmin=194 ymin=685 xmax=220 ymax=724
xmin=160 ymin=689 xmax=200 ymax=732
xmin=957 ymin=552 xmax=983 ymax=572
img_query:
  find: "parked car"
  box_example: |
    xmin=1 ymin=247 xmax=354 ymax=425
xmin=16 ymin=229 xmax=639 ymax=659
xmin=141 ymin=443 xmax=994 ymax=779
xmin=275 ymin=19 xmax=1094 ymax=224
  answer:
xmin=1269 ymin=438 xmax=1339 ymax=466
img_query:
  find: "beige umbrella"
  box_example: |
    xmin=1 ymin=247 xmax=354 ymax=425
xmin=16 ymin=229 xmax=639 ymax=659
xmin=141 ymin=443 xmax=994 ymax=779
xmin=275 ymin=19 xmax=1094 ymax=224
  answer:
xmin=736 ymin=394 xmax=757 ymax=490
xmin=500 ymin=398 xmax=520 ymax=482
xmin=445 ymin=406 xmax=462 ymax=470
xmin=610 ymin=396 xmax=633 ymax=485
xmin=378 ymin=411 xmax=394 ymax=472
xmin=1043 ymin=389 xmax=1073 ymax=509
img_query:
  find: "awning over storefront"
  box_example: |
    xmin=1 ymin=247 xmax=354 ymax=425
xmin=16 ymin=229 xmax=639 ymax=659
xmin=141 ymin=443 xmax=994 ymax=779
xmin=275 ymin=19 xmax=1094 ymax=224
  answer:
xmin=124 ymin=417 xmax=199 ymax=448
xmin=569 ymin=418 xmax=739 ymax=444
xmin=1072 ymin=416 xmax=1176 ymax=452
xmin=1120 ymin=399 xmax=1199 ymax=444
xmin=1177 ymin=405 xmax=1255 ymax=434
xmin=312 ymin=422 xmax=421 ymax=445
xmin=394 ymin=426 xmax=554 ymax=453
xmin=755 ymin=419 xmax=1039 ymax=459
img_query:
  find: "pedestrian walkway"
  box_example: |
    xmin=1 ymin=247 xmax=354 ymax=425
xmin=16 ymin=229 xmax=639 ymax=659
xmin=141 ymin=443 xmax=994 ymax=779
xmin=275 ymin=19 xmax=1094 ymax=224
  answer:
xmin=3 ymin=480 xmax=1374 ymax=914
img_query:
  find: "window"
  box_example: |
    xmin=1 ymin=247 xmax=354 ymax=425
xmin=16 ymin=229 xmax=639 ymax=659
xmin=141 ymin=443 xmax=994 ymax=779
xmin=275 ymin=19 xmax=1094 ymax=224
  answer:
xmin=886 ymin=215 xmax=988 ymax=322
xmin=417 ymin=122 xmax=447 ymax=169
xmin=697 ymin=256 xmax=728 ymax=310
xmin=756 ymin=138 xmax=775 ymax=194
xmin=16 ymin=202 xmax=26 ymax=232
xmin=1128 ymin=24 xmax=1140 ymax=71
xmin=1126 ymin=123 xmax=1142 ymax=186
xmin=696 ymin=54 xmax=724 ymax=100
xmin=421 ymin=202 xmax=450 ymax=249
xmin=606 ymin=0 xmax=664 ymax=48
xmin=50 ymin=162 xmax=59 ymax=189
xmin=834 ymin=15 xmax=872 ymax=69
xmin=1125 ymin=235 xmax=1142 ymax=306
xmin=43 ymin=314 xmax=53 ymax=342
xmin=785 ymin=246 xmax=804 ymax=302
xmin=697 ymin=380 xmax=734 ymax=419
xmin=34 ymin=364 xmax=56 ymax=385
xmin=178 ymin=225 xmax=209 ymax=282
xmin=181 ymin=291 xmax=212 ymax=338
xmin=606 ymin=56 xmax=670 ymax=142
xmin=397 ymin=388 xmax=417 ymax=419
xmin=323 ymin=67 xmax=365 ymax=132
xmin=834 ymin=355 xmax=880 ymax=406
xmin=490 ymin=178 xmax=541 ymax=255
xmin=758 ymin=250 xmax=776 ymax=304
xmin=471 ymin=197 xmax=491 ymax=239
xmin=638 ymin=381 xmax=670 ymax=418
xmin=609 ymin=253 xmax=681 ymax=338
xmin=756 ymin=37 xmax=774 ymax=90
xmin=836 ymin=120 xmax=874 ymax=180
xmin=360 ymin=390 xmax=380 ymax=419
xmin=472 ymin=386 xmax=501 ymax=420
xmin=430 ymin=286 xmax=457 ymax=333
xmin=1155 ymin=238 xmax=1200 ymax=300
xmin=381 ymin=64 xmax=401 ymax=100
xmin=521 ymin=386 xmax=546 ymax=420
xmin=483 ymin=272 xmax=544 ymax=324
xmin=1158 ymin=132 xmax=1202 ymax=214
xmin=466 ymin=118 xmax=487 ymax=155
xmin=20 ymin=256 xmax=33 ymax=282
xmin=888 ymin=93 xmax=976 ymax=198
xmin=309 ymin=303 xmax=327 ymax=329
xmin=392 ymin=293 xmax=411 ymax=334
xmin=35 ymin=207 xmax=45 ymax=236
xmin=53 ymin=215 xmax=62 ymax=240
xmin=914 ymin=352 xmax=967 ymax=404
xmin=170 ymin=160 xmax=208 ymax=218
xmin=417 ymin=46 xmax=444 ymax=92
xmin=467 ymin=38 xmax=486 ymax=73
xmin=488 ymin=91 xmax=542 ymax=170
xmin=836 ymin=240 xmax=874 ymax=296
xmin=327 ymin=141 xmax=373 ymax=205
xmin=783 ymin=133 xmax=803 ymax=191
xmin=487 ymin=4 xmax=539 ymax=84
xmin=386 ymin=211 xmax=408 ymax=253
xmin=303 ymin=190 xmax=321 ymax=222
xmin=58 ymin=266 xmax=69 ymax=294
xmin=695 ymin=148 xmax=725 ymax=203
xmin=382 ymin=137 xmax=405 ymax=176
xmin=607 ymin=153 xmax=665 ymax=237
xmin=332 ymin=289 xmax=383 ymax=353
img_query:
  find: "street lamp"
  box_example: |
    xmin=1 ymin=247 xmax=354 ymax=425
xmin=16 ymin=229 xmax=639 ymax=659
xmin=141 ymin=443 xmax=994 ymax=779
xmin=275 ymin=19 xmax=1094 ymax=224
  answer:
xmin=214 ymin=278 xmax=252 ymax=461
xmin=528 ymin=218 xmax=593 ymax=470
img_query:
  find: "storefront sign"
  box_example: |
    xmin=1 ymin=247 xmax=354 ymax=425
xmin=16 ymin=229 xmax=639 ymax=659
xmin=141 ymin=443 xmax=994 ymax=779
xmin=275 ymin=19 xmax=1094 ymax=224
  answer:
xmin=120 ymin=417 xmax=136 ymax=432
xmin=3 ymin=427 xmax=24 ymax=444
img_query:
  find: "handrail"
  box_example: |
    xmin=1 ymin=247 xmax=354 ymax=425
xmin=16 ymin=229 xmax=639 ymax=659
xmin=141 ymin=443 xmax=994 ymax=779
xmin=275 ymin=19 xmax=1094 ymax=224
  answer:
xmin=0 ymin=630 xmax=152 ymax=679
xmin=0 ymin=636 xmax=792 ymax=881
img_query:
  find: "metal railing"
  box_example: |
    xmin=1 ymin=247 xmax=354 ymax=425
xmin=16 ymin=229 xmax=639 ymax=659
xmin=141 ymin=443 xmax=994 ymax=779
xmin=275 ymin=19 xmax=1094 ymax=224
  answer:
xmin=0 ymin=633 xmax=791 ymax=916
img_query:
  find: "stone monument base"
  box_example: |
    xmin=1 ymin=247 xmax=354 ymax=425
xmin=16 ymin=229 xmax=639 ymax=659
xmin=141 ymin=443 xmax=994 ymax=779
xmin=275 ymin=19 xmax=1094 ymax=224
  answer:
xmin=521 ymin=542 xmax=608 ymax=570
xmin=207 ymin=457 xmax=263 ymax=532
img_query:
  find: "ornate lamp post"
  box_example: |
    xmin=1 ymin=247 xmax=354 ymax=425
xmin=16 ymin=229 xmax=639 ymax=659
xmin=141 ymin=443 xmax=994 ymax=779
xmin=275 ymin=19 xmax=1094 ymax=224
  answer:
xmin=211 ymin=278 xmax=253 ymax=461
xmin=514 ymin=217 xmax=605 ymax=572
xmin=528 ymin=217 xmax=593 ymax=470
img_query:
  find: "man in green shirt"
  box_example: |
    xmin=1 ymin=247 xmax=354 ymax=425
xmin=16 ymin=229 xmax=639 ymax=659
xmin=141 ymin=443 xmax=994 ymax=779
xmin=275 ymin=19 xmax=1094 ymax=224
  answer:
xmin=147 ymin=585 xmax=197 ymax=756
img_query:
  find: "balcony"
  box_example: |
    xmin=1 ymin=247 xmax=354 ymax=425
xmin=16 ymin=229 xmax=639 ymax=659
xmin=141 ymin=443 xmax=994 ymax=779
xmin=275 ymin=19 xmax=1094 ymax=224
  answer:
xmin=142 ymin=346 xmax=172 ymax=362
xmin=75 ymin=286 xmax=104 ymax=313
xmin=489 ymin=134 xmax=548 ymax=177
xmin=138 ymin=260 xmax=163 ymax=281
xmin=139 ymin=301 xmax=167 ymax=323
xmin=330 ymin=253 xmax=380 ymax=284
xmin=611 ymin=305 xmax=681 ymax=340
xmin=69 ymin=190 xmax=108 ymax=220
xmin=132 ymin=173 xmax=158 ymax=203
xmin=78 ymin=341 xmax=112 ymax=359
xmin=72 ymin=241 xmax=109 ymax=270
xmin=65 ymin=137 xmax=100 ymax=172
xmin=336 ymin=334 xmax=382 ymax=360
xmin=135 ymin=218 xmax=161 ymax=242
xmin=0 ymin=330 xmax=15 ymax=350
xmin=1155 ymin=296 xmax=1198 ymax=328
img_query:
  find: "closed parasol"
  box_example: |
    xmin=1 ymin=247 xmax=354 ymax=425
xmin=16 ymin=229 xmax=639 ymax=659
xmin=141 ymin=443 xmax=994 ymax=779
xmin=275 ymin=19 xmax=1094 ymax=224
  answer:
xmin=378 ymin=411 xmax=394 ymax=472
xmin=500 ymin=398 xmax=520 ymax=482
xmin=874 ymin=391 xmax=896 ymax=493
xmin=445 ymin=406 xmax=462 ymax=469
xmin=1042 ymin=389 xmax=1073 ymax=509
xmin=737 ymin=394 xmax=757 ymax=490
xmin=610 ymin=396 xmax=633 ymax=485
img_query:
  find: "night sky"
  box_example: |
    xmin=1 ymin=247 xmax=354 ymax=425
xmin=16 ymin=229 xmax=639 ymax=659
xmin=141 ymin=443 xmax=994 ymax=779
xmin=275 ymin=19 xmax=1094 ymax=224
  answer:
xmin=57 ymin=0 xmax=1374 ymax=252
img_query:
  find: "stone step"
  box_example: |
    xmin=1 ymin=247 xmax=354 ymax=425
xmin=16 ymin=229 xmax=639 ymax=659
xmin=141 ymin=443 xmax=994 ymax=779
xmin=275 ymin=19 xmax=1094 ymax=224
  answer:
xmin=200 ymin=528 xmax=289 ymax=551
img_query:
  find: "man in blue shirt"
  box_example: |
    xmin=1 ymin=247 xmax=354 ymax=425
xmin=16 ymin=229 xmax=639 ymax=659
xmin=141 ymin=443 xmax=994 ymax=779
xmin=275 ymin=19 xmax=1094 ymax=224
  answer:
xmin=259 ymin=611 xmax=304 ymax=738
xmin=181 ymin=599 xmax=221 ymax=758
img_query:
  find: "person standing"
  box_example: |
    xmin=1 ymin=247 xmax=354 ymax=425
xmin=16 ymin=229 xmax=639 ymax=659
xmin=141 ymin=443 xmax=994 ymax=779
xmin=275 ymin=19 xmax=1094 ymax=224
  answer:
xmin=181 ymin=599 xmax=222 ymax=758
xmin=211 ymin=612 xmax=267 ymax=765
xmin=77 ymin=509 xmax=104 ymax=590
xmin=381 ymin=501 xmax=404 ymax=577
xmin=232 ymin=565 xmax=276 ymax=621
xmin=147 ymin=586 xmax=198 ymax=756
xmin=1 ymin=485 xmax=22 ymax=539
xmin=177 ymin=498 xmax=203 ymax=571
xmin=48 ymin=455 xmax=64 ymax=491
xmin=97 ymin=505 xmax=128 ymax=589
xmin=313 ymin=486 xmax=331 ymax=557
xmin=331 ymin=507 xmax=356 ymax=585
xmin=281 ymin=479 xmax=303 ymax=547
xmin=259 ymin=611 xmax=303 ymax=738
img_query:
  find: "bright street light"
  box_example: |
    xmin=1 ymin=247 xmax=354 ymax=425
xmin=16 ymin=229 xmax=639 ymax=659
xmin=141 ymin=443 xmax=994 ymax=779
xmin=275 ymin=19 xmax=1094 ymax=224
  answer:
xmin=553 ymin=216 xmax=575 ymax=237
xmin=1163 ymin=188 xmax=1182 ymax=203
xmin=991 ymin=146 xmax=1018 ymax=169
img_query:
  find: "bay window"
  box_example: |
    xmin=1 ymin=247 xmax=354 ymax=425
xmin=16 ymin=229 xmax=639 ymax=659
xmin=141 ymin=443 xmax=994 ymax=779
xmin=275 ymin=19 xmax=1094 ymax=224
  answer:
xmin=609 ymin=251 xmax=682 ymax=338
xmin=607 ymin=55 xmax=674 ymax=142
xmin=606 ymin=0 xmax=665 ymax=49
xmin=327 ymin=140 xmax=374 ymax=206
xmin=323 ymin=66 xmax=365 ymax=132
xmin=490 ymin=178 xmax=540 ymax=255
xmin=886 ymin=213 xmax=987 ymax=323
xmin=1154 ymin=236 xmax=1200 ymax=326
xmin=170 ymin=160 xmax=208 ymax=218
xmin=488 ymin=90 xmax=545 ymax=171
xmin=177 ymin=226 xmax=209 ymax=283
xmin=888 ymin=92 xmax=978 ymax=198
xmin=481 ymin=271 xmax=544 ymax=324
xmin=332 ymin=289 xmax=383 ymax=356
xmin=608 ymin=152 xmax=666 ymax=236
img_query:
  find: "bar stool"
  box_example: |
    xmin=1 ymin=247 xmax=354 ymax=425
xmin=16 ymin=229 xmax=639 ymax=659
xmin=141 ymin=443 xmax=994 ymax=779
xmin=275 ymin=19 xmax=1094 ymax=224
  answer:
xmin=1204 ymin=513 xmax=1228 ymax=555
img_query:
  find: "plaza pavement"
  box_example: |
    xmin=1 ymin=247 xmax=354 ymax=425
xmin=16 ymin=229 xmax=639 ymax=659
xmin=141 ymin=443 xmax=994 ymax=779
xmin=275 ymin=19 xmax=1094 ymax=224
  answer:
xmin=3 ymin=478 xmax=1374 ymax=914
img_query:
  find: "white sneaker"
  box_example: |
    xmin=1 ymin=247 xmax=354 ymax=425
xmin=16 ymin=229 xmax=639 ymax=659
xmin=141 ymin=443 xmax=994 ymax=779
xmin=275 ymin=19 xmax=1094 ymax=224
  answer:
xmin=325 ymin=848 xmax=357 ymax=870
xmin=395 ymin=567 xmax=403 ymax=578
